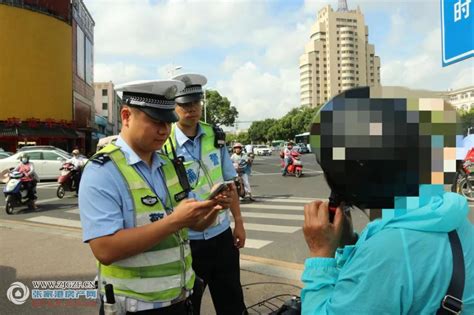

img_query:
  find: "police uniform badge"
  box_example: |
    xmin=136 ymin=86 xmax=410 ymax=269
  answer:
xmin=141 ymin=195 xmax=158 ymax=206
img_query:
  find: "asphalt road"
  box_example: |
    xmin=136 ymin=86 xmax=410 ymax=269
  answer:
xmin=0 ymin=152 xmax=473 ymax=265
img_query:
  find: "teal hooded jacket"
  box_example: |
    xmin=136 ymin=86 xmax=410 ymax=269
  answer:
xmin=301 ymin=185 xmax=474 ymax=314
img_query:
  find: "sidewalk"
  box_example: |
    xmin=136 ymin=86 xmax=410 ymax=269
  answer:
xmin=0 ymin=220 xmax=302 ymax=315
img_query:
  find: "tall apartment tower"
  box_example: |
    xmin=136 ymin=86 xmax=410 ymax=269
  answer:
xmin=300 ymin=0 xmax=381 ymax=108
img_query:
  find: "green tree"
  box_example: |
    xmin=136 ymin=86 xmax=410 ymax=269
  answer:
xmin=204 ymin=90 xmax=239 ymax=127
xmin=460 ymin=109 xmax=474 ymax=135
xmin=248 ymin=119 xmax=276 ymax=143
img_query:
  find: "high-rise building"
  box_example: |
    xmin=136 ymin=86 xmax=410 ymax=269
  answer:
xmin=300 ymin=0 xmax=381 ymax=108
xmin=94 ymin=82 xmax=122 ymax=136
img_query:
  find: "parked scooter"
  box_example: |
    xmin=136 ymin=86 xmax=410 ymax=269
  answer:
xmin=281 ymin=151 xmax=303 ymax=177
xmin=57 ymin=162 xmax=79 ymax=198
xmin=3 ymin=170 xmax=36 ymax=214
xmin=453 ymin=148 xmax=474 ymax=201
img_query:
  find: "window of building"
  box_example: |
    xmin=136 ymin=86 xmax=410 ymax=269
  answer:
xmin=102 ymin=89 xmax=108 ymax=96
xmin=102 ymin=103 xmax=108 ymax=110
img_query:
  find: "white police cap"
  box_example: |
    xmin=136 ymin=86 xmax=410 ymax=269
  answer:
xmin=115 ymin=80 xmax=185 ymax=123
xmin=172 ymin=73 xmax=208 ymax=104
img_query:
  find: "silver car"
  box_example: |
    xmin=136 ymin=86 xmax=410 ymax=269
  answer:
xmin=0 ymin=149 xmax=71 ymax=180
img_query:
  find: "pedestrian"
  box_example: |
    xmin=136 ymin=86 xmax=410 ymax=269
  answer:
xmin=163 ymin=73 xmax=247 ymax=315
xmin=302 ymin=87 xmax=474 ymax=314
xmin=79 ymin=79 xmax=232 ymax=315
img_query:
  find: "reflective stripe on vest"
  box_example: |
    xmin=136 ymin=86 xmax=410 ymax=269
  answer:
xmin=164 ymin=123 xmax=229 ymax=225
xmin=91 ymin=144 xmax=194 ymax=303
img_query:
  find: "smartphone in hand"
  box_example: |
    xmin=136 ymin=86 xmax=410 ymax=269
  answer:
xmin=207 ymin=183 xmax=228 ymax=200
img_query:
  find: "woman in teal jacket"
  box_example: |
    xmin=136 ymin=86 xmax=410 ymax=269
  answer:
xmin=303 ymin=88 xmax=474 ymax=314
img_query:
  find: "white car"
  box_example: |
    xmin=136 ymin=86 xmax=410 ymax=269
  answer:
xmin=0 ymin=149 xmax=71 ymax=180
xmin=254 ymin=145 xmax=272 ymax=156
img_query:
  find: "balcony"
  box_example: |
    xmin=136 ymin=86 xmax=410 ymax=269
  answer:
xmin=340 ymin=50 xmax=354 ymax=58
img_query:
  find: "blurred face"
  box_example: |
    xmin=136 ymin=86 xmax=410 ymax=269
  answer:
xmin=234 ymin=147 xmax=242 ymax=154
xmin=288 ymin=144 xmax=293 ymax=149
xmin=175 ymin=100 xmax=202 ymax=127
xmin=121 ymin=106 xmax=171 ymax=152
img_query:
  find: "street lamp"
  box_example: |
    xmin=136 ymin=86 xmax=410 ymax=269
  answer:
xmin=167 ymin=65 xmax=182 ymax=77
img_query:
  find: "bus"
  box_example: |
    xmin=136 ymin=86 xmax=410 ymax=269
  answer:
xmin=271 ymin=140 xmax=285 ymax=150
xmin=294 ymin=132 xmax=311 ymax=152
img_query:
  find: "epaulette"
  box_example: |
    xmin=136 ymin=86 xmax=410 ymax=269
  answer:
xmin=90 ymin=153 xmax=111 ymax=165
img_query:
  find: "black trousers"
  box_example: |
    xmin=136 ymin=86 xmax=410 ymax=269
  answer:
xmin=190 ymin=227 xmax=246 ymax=315
xmin=22 ymin=180 xmax=37 ymax=201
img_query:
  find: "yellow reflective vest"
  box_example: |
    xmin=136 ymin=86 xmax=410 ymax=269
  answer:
xmin=91 ymin=144 xmax=194 ymax=303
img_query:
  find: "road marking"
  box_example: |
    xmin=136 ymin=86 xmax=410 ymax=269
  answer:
xmin=66 ymin=208 xmax=80 ymax=214
xmin=242 ymin=212 xmax=303 ymax=221
xmin=251 ymin=171 xmax=323 ymax=176
xmin=256 ymin=197 xmax=325 ymax=204
xmin=241 ymin=204 xmax=302 ymax=211
xmin=231 ymin=222 xmax=300 ymax=233
xmin=244 ymin=239 xmax=273 ymax=249
xmin=26 ymin=216 xmax=82 ymax=228
xmin=37 ymin=183 xmax=59 ymax=188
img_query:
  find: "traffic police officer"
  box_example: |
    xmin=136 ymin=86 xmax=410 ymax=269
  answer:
xmin=163 ymin=73 xmax=247 ymax=315
xmin=79 ymin=79 xmax=231 ymax=315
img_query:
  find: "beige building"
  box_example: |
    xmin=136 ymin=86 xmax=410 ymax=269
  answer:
xmin=93 ymin=82 xmax=122 ymax=135
xmin=300 ymin=0 xmax=381 ymax=108
xmin=442 ymin=86 xmax=474 ymax=112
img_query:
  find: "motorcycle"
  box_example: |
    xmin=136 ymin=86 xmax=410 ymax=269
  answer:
xmin=3 ymin=170 xmax=36 ymax=214
xmin=453 ymin=148 xmax=474 ymax=201
xmin=233 ymin=159 xmax=248 ymax=198
xmin=281 ymin=151 xmax=303 ymax=178
xmin=57 ymin=162 xmax=79 ymax=198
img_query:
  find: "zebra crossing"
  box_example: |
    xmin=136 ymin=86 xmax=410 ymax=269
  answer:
xmin=24 ymin=197 xmax=314 ymax=250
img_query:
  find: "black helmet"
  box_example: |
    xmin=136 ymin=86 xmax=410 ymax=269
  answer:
xmin=309 ymin=87 xmax=460 ymax=209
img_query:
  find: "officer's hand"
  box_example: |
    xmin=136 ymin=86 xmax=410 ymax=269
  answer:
xmin=212 ymin=185 xmax=233 ymax=209
xmin=303 ymin=200 xmax=344 ymax=258
xmin=171 ymin=199 xmax=218 ymax=229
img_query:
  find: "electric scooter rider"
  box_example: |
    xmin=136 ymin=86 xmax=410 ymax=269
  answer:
xmin=281 ymin=141 xmax=296 ymax=176
xmin=231 ymin=143 xmax=255 ymax=201
xmin=67 ymin=149 xmax=84 ymax=193
xmin=14 ymin=153 xmax=37 ymax=208
xmin=302 ymin=87 xmax=474 ymax=314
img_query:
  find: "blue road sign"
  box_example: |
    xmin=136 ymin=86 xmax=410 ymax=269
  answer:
xmin=441 ymin=0 xmax=474 ymax=66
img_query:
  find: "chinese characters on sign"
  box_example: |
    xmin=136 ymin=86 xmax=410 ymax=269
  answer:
xmin=441 ymin=0 xmax=473 ymax=66
xmin=454 ymin=0 xmax=471 ymax=22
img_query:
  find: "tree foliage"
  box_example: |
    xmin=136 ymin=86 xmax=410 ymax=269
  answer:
xmin=248 ymin=106 xmax=320 ymax=143
xmin=204 ymin=90 xmax=239 ymax=127
xmin=460 ymin=109 xmax=474 ymax=136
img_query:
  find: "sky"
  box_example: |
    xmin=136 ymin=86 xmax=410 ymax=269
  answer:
xmin=83 ymin=0 xmax=474 ymax=130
